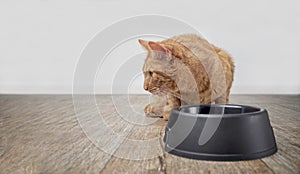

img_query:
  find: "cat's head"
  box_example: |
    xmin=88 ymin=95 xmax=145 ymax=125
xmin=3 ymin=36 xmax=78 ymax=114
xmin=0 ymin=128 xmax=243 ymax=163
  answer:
xmin=139 ymin=39 xmax=177 ymax=95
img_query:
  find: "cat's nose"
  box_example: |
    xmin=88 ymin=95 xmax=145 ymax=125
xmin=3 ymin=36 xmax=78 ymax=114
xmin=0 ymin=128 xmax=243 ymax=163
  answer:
xmin=144 ymin=85 xmax=148 ymax=90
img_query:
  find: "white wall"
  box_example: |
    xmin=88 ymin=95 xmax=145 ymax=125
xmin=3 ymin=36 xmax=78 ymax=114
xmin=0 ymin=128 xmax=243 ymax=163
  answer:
xmin=0 ymin=0 xmax=299 ymax=94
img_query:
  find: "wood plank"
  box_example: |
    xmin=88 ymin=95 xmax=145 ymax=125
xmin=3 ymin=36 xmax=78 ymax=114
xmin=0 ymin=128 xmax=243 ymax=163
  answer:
xmin=98 ymin=133 xmax=165 ymax=173
xmin=0 ymin=95 xmax=112 ymax=173
xmin=230 ymin=94 xmax=300 ymax=104
xmin=256 ymin=103 xmax=300 ymax=174
xmin=277 ymin=102 xmax=300 ymax=113
xmin=0 ymin=95 xmax=299 ymax=173
xmin=165 ymin=155 xmax=273 ymax=174
xmin=98 ymin=103 xmax=166 ymax=173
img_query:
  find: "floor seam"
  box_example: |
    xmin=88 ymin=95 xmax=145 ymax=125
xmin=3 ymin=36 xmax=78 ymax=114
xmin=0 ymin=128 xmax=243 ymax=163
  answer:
xmin=260 ymin=159 xmax=275 ymax=174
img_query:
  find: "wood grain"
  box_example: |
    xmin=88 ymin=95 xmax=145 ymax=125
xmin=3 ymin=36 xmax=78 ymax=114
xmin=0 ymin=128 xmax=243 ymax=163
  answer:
xmin=0 ymin=95 xmax=299 ymax=173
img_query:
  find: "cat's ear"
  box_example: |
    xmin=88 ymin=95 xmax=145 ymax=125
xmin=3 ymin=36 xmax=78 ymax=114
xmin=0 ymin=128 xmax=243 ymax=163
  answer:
xmin=148 ymin=41 xmax=172 ymax=61
xmin=138 ymin=39 xmax=149 ymax=50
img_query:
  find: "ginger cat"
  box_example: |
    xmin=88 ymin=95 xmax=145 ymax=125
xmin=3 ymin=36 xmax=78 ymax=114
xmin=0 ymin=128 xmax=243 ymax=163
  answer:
xmin=139 ymin=34 xmax=234 ymax=120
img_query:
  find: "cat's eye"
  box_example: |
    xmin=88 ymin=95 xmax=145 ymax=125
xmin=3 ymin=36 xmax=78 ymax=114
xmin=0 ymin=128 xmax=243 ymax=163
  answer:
xmin=149 ymin=71 xmax=153 ymax=77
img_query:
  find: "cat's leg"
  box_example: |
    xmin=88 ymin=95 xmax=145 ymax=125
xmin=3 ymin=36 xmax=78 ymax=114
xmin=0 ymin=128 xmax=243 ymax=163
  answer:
xmin=225 ymin=89 xmax=230 ymax=104
xmin=144 ymin=104 xmax=164 ymax=117
xmin=144 ymin=95 xmax=165 ymax=117
xmin=215 ymin=91 xmax=230 ymax=104
xmin=215 ymin=93 xmax=227 ymax=104
xmin=163 ymin=94 xmax=181 ymax=120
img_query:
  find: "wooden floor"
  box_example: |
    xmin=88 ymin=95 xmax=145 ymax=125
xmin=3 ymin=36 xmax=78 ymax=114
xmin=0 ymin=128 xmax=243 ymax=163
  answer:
xmin=0 ymin=95 xmax=299 ymax=174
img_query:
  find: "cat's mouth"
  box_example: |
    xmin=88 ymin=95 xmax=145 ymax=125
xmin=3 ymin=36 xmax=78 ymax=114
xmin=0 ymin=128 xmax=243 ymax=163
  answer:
xmin=152 ymin=91 xmax=162 ymax=96
xmin=149 ymin=88 xmax=162 ymax=96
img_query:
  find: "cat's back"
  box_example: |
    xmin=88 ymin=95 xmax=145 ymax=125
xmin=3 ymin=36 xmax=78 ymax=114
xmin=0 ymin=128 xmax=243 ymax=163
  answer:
xmin=163 ymin=34 xmax=233 ymax=70
xmin=163 ymin=34 xmax=233 ymax=101
xmin=168 ymin=34 xmax=214 ymax=55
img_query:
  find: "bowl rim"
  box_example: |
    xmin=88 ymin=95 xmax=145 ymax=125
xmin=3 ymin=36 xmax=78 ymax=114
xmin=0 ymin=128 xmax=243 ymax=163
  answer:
xmin=173 ymin=104 xmax=266 ymax=118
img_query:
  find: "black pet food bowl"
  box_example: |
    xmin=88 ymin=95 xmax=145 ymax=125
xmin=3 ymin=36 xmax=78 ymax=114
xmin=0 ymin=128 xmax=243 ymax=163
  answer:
xmin=164 ymin=104 xmax=277 ymax=161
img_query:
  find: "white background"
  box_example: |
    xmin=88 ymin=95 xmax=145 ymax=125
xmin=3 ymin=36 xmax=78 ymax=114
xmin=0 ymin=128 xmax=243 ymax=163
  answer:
xmin=0 ymin=0 xmax=299 ymax=94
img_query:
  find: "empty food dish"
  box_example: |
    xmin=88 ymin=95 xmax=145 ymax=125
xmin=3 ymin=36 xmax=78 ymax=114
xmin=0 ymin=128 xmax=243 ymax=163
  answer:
xmin=164 ymin=104 xmax=277 ymax=161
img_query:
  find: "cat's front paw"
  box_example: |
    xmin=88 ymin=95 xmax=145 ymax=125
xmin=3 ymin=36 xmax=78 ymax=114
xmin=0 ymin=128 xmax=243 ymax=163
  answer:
xmin=144 ymin=104 xmax=162 ymax=117
xmin=144 ymin=104 xmax=153 ymax=115
xmin=163 ymin=111 xmax=171 ymax=121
